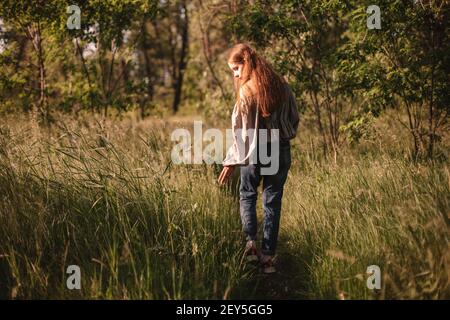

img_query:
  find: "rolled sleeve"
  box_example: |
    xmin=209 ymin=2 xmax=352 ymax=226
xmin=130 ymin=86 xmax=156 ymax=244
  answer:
xmin=222 ymin=93 xmax=258 ymax=166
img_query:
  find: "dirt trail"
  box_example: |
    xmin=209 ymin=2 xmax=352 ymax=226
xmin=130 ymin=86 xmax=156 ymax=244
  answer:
xmin=231 ymin=234 xmax=314 ymax=299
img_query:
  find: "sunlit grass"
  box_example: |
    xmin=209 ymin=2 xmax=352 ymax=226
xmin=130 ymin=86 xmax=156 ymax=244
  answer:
xmin=0 ymin=113 xmax=448 ymax=299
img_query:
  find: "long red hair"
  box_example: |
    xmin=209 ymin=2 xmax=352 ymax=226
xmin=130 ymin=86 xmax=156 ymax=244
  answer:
xmin=228 ymin=43 xmax=287 ymax=117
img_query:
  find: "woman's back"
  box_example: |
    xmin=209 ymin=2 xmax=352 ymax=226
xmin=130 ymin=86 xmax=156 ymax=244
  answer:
xmin=256 ymin=81 xmax=299 ymax=143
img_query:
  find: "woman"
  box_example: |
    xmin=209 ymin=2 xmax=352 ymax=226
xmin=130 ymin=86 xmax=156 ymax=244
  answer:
xmin=218 ymin=43 xmax=299 ymax=274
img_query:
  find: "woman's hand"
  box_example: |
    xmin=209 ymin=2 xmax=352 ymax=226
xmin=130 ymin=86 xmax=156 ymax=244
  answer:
xmin=218 ymin=165 xmax=235 ymax=185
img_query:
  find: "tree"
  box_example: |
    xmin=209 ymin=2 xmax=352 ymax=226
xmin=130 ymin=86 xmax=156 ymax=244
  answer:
xmin=0 ymin=0 xmax=66 ymax=123
xmin=68 ymin=0 xmax=159 ymax=117
xmin=226 ymin=0 xmax=450 ymax=160
xmin=349 ymin=0 xmax=450 ymax=159
xmin=170 ymin=0 xmax=189 ymax=114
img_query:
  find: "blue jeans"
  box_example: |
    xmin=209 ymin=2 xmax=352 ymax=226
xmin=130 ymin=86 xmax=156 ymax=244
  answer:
xmin=239 ymin=139 xmax=292 ymax=256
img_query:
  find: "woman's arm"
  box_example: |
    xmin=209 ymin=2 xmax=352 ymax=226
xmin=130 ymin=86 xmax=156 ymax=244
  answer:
xmin=218 ymin=91 xmax=258 ymax=185
xmin=222 ymin=93 xmax=259 ymax=166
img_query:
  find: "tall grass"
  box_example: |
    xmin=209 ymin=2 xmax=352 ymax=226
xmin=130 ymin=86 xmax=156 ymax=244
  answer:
xmin=0 ymin=114 xmax=448 ymax=299
xmin=282 ymin=150 xmax=449 ymax=299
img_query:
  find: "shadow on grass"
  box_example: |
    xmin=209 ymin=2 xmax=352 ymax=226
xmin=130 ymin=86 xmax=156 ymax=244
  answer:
xmin=230 ymin=233 xmax=314 ymax=300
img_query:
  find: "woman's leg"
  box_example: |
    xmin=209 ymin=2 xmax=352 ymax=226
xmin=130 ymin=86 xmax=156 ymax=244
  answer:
xmin=261 ymin=142 xmax=291 ymax=256
xmin=239 ymin=163 xmax=261 ymax=242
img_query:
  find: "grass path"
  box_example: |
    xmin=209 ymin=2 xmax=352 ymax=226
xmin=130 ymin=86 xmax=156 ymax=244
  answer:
xmin=231 ymin=238 xmax=312 ymax=300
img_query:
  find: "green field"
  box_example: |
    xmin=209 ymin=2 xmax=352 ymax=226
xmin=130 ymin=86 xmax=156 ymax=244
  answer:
xmin=0 ymin=113 xmax=448 ymax=299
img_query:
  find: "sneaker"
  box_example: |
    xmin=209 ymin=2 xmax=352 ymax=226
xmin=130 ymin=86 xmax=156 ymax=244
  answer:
xmin=261 ymin=254 xmax=276 ymax=274
xmin=244 ymin=240 xmax=259 ymax=262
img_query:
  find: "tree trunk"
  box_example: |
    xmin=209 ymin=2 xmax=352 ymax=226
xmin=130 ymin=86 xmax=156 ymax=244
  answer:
xmin=75 ymin=38 xmax=94 ymax=111
xmin=428 ymin=64 xmax=435 ymax=159
xmin=140 ymin=19 xmax=155 ymax=119
xmin=310 ymin=90 xmax=328 ymax=157
xmin=26 ymin=22 xmax=48 ymax=123
xmin=172 ymin=1 xmax=189 ymax=114
xmin=404 ymin=100 xmax=420 ymax=160
xmin=37 ymin=25 xmax=47 ymax=119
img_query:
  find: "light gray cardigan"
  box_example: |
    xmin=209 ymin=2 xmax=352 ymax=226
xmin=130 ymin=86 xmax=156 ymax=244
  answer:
xmin=222 ymin=82 xmax=299 ymax=166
